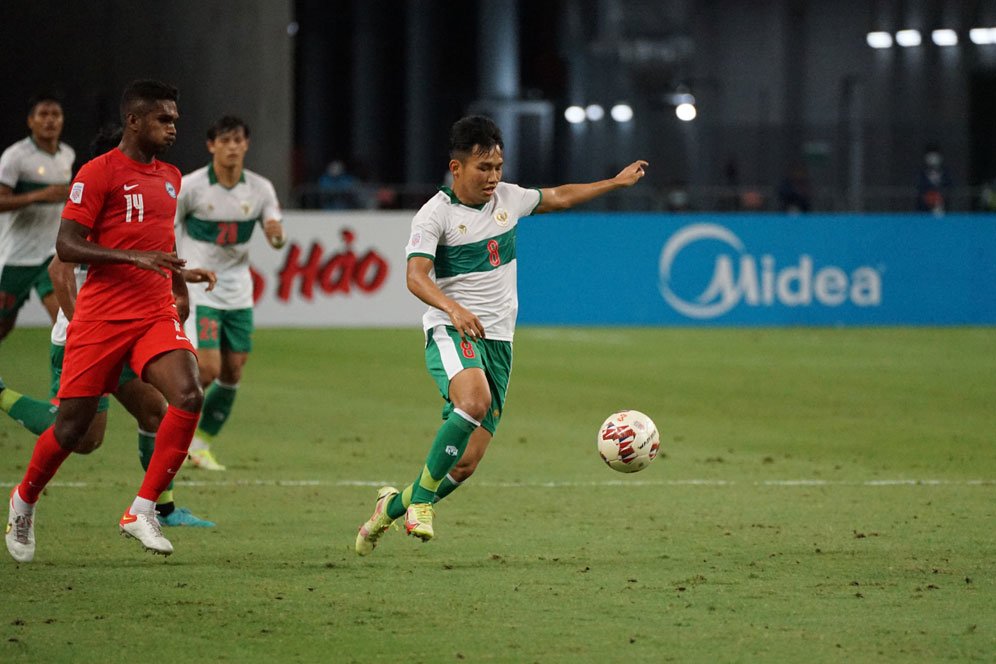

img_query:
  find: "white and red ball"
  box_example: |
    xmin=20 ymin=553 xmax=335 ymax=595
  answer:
xmin=597 ymin=410 xmax=660 ymax=473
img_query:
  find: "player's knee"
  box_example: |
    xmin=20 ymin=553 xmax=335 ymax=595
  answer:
xmin=73 ymin=436 xmax=104 ymax=455
xmin=171 ymin=384 xmax=204 ymax=413
xmin=53 ymin=420 xmax=94 ymax=452
xmin=136 ymin=406 xmax=165 ymax=433
xmin=452 ymin=396 xmax=491 ymax=423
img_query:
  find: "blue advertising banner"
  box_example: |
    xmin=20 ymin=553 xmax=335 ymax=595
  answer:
xmin=516 ymin=213 xmax=996 ymax=326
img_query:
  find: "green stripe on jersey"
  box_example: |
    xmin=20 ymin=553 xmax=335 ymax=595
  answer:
xmin=185 ymin=215 xmax=260 ymax=246
xmin=13 ymin=180 xmax=59 ymax=194
xmin=434 ymin=227 xmax=516 ymax=278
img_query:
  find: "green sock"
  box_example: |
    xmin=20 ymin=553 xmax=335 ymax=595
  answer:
xmin=409 ymin=410 xmax=477 ymax=504
xmin=138 ymin=429 xmax=174 ymax=493
xmin=198 ymin=380 xmax=238 ymax=437
xmin=2 ymin=388 xmax=58 ymax=435
xmin=434 ymin=474 xmax=462 ymax=502
xmin=386 ymin=478 xmax=415 ymax=520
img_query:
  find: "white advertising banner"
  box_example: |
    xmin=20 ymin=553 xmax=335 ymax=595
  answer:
xmin=14 ymin=211 xmax=425 ymax=328
xmin=246 ymin=211 xmax=425 ymax=327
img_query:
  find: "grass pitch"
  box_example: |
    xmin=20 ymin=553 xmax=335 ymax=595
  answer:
xmin=1 ymin=326 xmax=993 ymax=662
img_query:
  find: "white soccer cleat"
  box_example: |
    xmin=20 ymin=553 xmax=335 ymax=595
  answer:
xmin=119 ymin=508 xmax=174 ymax=556
xmin=5 ymin=489 xmax=35 ymax=563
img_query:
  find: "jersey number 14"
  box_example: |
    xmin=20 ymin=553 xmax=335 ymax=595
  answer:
xmin=124 ymin=193 xmax=145 ymax=223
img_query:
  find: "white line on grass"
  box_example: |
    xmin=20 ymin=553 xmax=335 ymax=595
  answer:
xmin=0 ymin=479 xmax=992 ymax=489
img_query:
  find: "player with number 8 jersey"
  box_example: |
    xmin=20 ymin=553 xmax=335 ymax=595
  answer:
xmin=353 ymin=115 xmax=648 ymax=555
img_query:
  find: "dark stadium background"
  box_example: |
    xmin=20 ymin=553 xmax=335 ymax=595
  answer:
xmin=2 ymin=0 xmax=995 ymax=211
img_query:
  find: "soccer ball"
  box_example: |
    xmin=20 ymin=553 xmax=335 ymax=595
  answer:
xmin=597 ymin=410 xmax=660 ymax=473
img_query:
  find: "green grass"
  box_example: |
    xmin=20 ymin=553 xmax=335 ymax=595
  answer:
xmin=1 ymin=326 xmax=994 ymax=663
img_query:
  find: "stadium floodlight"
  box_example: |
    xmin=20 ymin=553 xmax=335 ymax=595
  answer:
xmin=675 ymin=103 xmax=697 ymax=122
xmin=564 ymin=105 xmax=586 ymax=124
xmin=585 ymin=104 xmax=605 ymax=121
xmin=610 ymin=103 xmax=634 ymax=123
xmin=969 ymin=27 xmax=996 ymax=45
xmin=931 ymin=29 xmax=958 ymax=46
xmin=895 ymin=29 xmax=922 ymax=47
xmin=866 ymin=31 xmax=893 ymax=48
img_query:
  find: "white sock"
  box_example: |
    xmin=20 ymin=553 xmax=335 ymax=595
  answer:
xmin=188 ymin=436 xmax=208 ymax=452
xmin=130 ymin=496 xmax=156 ymax=515
xmin=12 ymin=487 xmax=35 ymax=514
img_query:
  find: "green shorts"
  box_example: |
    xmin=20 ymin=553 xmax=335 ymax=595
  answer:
xmin=424 ymin=325 xmax=513 ymax=435
xmin=194 ymin=305 xmax=254 ymax=352
xmin=0 ymin=258 xmax=54 ymax=320
xmin=49 ymin=342 xmax=138 ymax=413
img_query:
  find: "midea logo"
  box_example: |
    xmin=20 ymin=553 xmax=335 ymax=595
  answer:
xmin=658 ymin=223 xmax=882 ymax=319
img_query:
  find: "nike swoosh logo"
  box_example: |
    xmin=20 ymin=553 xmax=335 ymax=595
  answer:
xmin=123 ymin=184 xmax=139 ymax=191
xmin=120 ymin=510 xmax=138 ymax=524
xmin=176 ymin=335 xmax=189 ymax=341
xmin=166 ymin=468 xmax=178 ymax=475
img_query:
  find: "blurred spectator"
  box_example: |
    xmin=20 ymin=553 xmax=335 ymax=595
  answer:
xmin=318 ymin=160 xmax=360 ymax=209
xmin=978 ymin=178 xmax=996 ymax=211
xmin=739 ymin=189 xmax=765 ymax=211
xmin=778 ymin=163 xmax=812 ymax=214
xmin=915 ymin=144 xmax=952 ymax=216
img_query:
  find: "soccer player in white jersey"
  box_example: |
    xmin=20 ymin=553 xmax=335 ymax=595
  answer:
xmin=355 ymin=115 xmax=647 ymax=553
xmin=174 ymin=116 xmax=285 ymax=471
xmin=0 ymin=94 xmax=75 ymax=344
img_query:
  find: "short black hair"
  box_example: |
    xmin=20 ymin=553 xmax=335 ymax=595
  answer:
xmin=89 ymin=123 xmax=123 ymax=158
xmin=27 ymin=92 xmax=62 ymax=116
xmin=207 ymin=115 xmax=250 ymax=141
xmin=449 ymin=115 xmax=503 ymax=159
xmin=120 ymin=79 xmax=179 ymax=122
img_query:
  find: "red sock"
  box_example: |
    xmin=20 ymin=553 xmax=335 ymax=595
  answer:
xmin=138 ymin=406 xmax=199 ymax=501
xmin=19 ymin=426 xmax=73 ymax=503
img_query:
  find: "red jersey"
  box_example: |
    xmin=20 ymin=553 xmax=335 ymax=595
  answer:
xmin=62 ymin=148 xmax=182 ymax=321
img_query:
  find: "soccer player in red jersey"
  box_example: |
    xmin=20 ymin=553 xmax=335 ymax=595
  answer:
xmin=5 ymin=80 xmax=204 ymax=561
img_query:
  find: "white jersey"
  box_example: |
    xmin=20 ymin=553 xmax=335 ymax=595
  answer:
xmin=174 ymin=164 xmax=281 ymax=309
xmin=405 ymin=182 xmax=542 ymax=342
xmin=0 ymin=137 xmax=75 ymax=265
xmin=50 ymin=264 xmax=88 ymax=346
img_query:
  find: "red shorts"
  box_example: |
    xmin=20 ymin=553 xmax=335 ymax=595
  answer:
xmin=58 ymin=314 xmax=196 ymax=398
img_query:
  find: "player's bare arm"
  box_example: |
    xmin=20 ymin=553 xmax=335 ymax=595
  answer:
xmin=182 ymin=268 xmax=217 ymax=291
xmin=56 ymin=218 xmax=186 ymax=277
xmin=0 ymin=182 xmax=71 ymax=212
xmin=47 ymin=254 xmax=79 ymax=320
xmin=263 ymin=218 xmax=286 ymax=249
xmin=535 ymin=160 xmax=648 ymax=214
xmin=407 ymin=255 xmax=486 ymax=340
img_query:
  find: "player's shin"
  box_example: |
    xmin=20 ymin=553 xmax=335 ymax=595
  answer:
xmin=409 ymin=409 xmax=478 ymax=504
xmin=18 ymin=426 xmax=73 ymax=503
xmin=198 ymin=380 xmax=238 ymax=437
xmin=1 ymin=388 xmax=58 ymax=435
xmin=137 ymin=407 xmax=198 ymax=502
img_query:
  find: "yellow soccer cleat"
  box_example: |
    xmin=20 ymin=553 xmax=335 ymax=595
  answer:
xmin=404 ymin=503 xmax=435 ymax=542
xmin=187 ymin=448 xmax=226 ymax=471
xmin=355 ymin=486 xmax=400 ymax=556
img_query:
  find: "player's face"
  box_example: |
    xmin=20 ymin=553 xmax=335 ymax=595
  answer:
xmin=451 ymin=145 xmax=503 ymax=205
xmin=136 ymin=100 xmax=179 ymax=155
xmin=207 ymin=127 xmax=249 ymax=170
xmin=27 ymin=102 xmax=64 ymax=143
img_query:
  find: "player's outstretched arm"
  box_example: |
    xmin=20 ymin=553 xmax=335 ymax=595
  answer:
xmin=535 ymin=160 xmax=648 ymax=214
xmin=407 ymin=256 xmax=486 ymax=341
xmin=56 ymin=218 xmax=186 ymax=276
